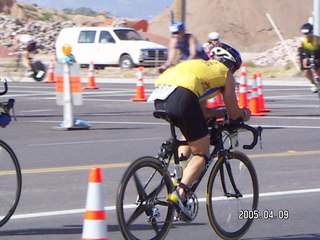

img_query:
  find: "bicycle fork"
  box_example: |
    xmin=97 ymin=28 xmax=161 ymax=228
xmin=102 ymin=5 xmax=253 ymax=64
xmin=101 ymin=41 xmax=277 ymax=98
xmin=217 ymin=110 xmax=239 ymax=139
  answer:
xmin=219 ymin=152 xmax=243 ymax=198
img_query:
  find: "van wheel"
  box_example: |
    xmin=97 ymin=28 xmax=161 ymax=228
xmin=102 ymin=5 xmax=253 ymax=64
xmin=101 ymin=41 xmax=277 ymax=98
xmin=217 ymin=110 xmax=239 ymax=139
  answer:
xmin=120 ymin=55 xmax=134 ymax=69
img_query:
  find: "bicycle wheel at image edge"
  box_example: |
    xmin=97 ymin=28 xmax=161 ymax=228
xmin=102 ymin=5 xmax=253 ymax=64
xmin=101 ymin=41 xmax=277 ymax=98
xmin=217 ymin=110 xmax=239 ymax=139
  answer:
xmin=206 ymin=150 xmax=259 ymax=239
xmin=0 ymin=140 xmax=22 ymax=226
xmin=116 ymin=156 xmax=174 ymax=240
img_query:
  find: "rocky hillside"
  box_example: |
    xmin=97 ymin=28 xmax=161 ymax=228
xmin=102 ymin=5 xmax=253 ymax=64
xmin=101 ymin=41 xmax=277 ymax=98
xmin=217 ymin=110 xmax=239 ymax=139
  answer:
xmin=0 ymin=0 xmax=315 ymax=67
xmin=0 ymin=0 xmax=111 ymax=56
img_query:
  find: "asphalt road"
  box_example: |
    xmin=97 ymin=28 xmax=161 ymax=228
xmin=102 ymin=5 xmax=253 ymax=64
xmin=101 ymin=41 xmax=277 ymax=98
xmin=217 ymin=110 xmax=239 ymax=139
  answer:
xmin=0 ymin=76 xmax=319 ymax=240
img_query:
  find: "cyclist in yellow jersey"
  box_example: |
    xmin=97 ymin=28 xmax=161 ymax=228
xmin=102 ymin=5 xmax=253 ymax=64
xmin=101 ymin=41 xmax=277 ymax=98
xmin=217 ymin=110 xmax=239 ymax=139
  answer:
xmin=148 ymin=43 xmax=251 ymax=220
xmin=298 ymin=23 xmax=320 ymax=92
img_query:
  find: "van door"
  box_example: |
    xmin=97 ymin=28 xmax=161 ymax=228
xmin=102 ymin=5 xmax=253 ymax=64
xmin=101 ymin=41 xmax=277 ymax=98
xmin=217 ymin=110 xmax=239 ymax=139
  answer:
xmin=94 ymin=30 xmax=118 ymax=65
xmin=74 ymin=30 xmax=97 ymax=64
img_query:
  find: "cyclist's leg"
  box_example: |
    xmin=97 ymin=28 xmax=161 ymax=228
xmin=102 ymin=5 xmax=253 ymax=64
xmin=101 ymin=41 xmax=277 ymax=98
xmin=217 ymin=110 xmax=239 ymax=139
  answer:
xmin=178 ymin=136 xmax=209 ymax=196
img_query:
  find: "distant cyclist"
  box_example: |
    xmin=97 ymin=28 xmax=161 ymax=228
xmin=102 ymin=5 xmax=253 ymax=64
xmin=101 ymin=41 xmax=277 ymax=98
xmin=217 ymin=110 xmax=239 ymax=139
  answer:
xmin=298 ymin=23 xmax=320 ymax=92
xmin=159 ymin=22 xmax=208 ymax=73
xmin=10 ymin=32 xmax=37 ymax=76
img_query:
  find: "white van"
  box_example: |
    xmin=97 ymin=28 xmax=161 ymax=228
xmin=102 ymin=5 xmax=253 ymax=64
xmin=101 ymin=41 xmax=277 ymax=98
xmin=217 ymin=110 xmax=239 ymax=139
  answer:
xmin=55 ymin=27 xmax=168 ymax=69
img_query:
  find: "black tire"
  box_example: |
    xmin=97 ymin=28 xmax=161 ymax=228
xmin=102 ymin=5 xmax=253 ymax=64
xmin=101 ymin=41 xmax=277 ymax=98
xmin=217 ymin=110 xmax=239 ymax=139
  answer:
xmin=5 ymin=61 xmax=26 ymax=82
xmin=119 ymin=54 xmax=134 ymax=69
xmin=116 ymin=156 xmax=174 ymax=240
xmin=315 ymin=76 xmax=320 ymax=99
xmin=31 ymin=60 xmax=47 ymax=82
xmin=206 ymin=150 xmax=258 ymax=239
xmin=0 ymin=140 xmax=22 ymax=227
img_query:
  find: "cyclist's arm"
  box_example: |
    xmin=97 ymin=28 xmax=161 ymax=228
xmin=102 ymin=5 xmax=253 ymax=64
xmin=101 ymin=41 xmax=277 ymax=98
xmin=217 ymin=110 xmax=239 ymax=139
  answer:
xmin=222 ymin=71 xmax=251 ymax=122
xmin=200 ymin=101 xmax=226 ymax=120
xmin=163 ymin=38 xmax=178 ymax=68
xmin=187 ymin=34 xmax=198 ymax=60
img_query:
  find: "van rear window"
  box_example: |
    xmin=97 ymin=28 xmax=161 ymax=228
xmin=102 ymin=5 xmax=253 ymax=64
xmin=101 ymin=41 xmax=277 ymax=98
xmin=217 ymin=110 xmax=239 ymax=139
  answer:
xmin=78 ymin=31 xmax=96 ymax=43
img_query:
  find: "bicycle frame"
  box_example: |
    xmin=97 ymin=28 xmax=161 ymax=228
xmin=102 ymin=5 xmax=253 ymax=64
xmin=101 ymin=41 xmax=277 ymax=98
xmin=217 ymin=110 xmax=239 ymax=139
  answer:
xmin=154 ymin=109 xmax=261 ymax=197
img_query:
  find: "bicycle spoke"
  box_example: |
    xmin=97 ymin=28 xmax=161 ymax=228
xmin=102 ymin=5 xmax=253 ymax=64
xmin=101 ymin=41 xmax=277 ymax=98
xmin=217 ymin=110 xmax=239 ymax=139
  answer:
xmin=150 ymin=217 xmax=161 ymax=234
xmin=126 ymin=201 xmax=147 ymax=225
xmin=133 ymin=172 xmax=148 ymax=201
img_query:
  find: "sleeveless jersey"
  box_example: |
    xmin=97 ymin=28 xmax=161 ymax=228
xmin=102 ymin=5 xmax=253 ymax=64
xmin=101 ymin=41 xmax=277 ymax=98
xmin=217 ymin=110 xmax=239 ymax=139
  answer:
xmin=155 ymin=59 xmax=228 ymax=101
xmin=176 ymin=34 xmax=209 ymax=60
xmin=302 ymin=36 xmax=319 ymax=51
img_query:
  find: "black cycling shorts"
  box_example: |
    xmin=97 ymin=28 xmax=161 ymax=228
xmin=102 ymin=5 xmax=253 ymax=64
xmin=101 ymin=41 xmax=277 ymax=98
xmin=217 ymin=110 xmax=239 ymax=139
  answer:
xmin=154 ymin=87 xmax=208 ymax=142
xmin=26 ymin=42 xmax=36 ymax=52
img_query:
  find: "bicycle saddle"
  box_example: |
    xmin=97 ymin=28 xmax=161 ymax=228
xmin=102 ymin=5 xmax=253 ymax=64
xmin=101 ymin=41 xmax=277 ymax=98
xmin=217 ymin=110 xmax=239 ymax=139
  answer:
xmin=153 ymin=110 xmax=174 ymax=122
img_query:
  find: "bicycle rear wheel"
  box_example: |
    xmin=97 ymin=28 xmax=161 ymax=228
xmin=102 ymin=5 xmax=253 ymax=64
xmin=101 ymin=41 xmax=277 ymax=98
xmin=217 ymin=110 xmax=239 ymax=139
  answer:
xmin=206 ymin=150 xmax=258 ymax=239
xmin=5 ymin=62 xmax=26 ymax=82
xmin=116 ymin=156 xmax=174 ymax=240
xmin=0 ymin=140 xmax=22 ymax=227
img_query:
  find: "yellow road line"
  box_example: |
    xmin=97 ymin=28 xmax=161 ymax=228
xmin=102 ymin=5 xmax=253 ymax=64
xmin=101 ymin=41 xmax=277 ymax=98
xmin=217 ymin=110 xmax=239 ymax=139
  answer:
xmin=1 ymin=149 xmax=320 ymax=175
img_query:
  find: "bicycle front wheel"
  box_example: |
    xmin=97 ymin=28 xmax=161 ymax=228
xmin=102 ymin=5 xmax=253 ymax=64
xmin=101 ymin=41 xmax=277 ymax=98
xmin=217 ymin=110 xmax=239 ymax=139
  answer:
xmin=116 ymin=156 xmax=174 ymax=240
xmin=206 ymin=150 xmax=258 ymax=239
xmin=0 ymin=140 xmax=22 ymax=227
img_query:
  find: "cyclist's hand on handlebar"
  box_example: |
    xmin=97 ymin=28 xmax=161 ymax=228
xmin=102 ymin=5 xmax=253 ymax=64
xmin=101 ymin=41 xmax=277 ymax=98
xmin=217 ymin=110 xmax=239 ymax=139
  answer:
xmin=242 ymin=107 xmax=251 ymax=122
xmin=158 ymin=65 xmax=170 ymax=74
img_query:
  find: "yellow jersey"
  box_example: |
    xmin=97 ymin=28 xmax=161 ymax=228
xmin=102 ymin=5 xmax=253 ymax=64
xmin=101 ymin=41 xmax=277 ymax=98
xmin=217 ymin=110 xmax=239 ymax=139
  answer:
xmin=302 ymin=36 xmax=319 ymax=51
xmin=155 ymin=59 xmax=228 ymax=102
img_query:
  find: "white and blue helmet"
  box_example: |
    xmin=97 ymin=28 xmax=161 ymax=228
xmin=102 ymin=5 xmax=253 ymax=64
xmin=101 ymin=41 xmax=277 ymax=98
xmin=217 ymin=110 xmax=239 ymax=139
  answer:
xmin=210 ymin=43 xmax=242 ymax=73
xmin=169 ymin=22 xmax=185 ymax=33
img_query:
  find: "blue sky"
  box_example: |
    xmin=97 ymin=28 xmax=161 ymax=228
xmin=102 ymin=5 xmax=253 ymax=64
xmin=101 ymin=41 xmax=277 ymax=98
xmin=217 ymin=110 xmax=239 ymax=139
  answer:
xmin=18 ymin=0 xmax=174 ymax=19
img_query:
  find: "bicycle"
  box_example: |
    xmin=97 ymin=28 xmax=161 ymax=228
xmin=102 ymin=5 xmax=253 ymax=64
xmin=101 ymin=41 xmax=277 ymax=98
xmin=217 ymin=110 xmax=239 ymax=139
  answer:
xmin=116 ymin=109 xmax=262 ymax=240
xmin=0 ymin=79 xmax=22 ymax=227
xmin=307 ymin=57 xmax=320 ymax=98
xmin=4 ymin=52 xmax=47 ymax=82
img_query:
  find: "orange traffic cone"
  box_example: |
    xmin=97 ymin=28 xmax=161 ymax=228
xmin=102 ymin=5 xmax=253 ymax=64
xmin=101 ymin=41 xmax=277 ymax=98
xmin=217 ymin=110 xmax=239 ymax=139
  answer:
xmin=206 ymin=97 xmax=217 ymax=108
xmin=238 ymin=65 xmax=248 ymax=108
xmin=249 ymin=74 xmax=265 ymax=116
xmin=84 ymin=61 xmax=99 ymax=89
xmin=81 ymin=167 xmax=108 ymax=240
xmin=131 ymin=66 xmax=147 ymax=101
xmin=215 ymin=93 xmax=224 ymax=106
xmin=44 ymin=59 xmax=55 ymax=83
xmin=256 ymin=72 xmax=271 ymax=112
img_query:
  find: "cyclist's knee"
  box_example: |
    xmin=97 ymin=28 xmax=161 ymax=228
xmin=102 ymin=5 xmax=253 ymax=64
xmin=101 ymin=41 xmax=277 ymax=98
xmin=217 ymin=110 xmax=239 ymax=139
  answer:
xmin=192 ymin=153 xmax=209 ymax=163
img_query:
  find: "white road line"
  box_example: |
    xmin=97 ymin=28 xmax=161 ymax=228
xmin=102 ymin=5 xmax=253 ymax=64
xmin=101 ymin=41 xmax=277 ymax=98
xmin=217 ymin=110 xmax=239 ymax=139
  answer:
xmin=10 ymin=188 xmax=320 ymax=220
xmin=28 ymin=137 xmax=164 ymax=147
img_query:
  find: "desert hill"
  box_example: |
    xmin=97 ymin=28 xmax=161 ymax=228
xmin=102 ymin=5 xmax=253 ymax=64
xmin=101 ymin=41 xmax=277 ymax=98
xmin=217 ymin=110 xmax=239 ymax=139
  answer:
xmin=149 ymin=0 xmax=313 ymax=52
xmin=0 ymin=0 xmax=315 ymax=67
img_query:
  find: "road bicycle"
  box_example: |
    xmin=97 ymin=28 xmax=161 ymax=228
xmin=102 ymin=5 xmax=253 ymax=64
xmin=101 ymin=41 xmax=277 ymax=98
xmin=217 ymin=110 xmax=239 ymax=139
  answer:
xmin=0 ymin=79 xmax=22 ymax=227
xmin=3 ymin=52 xmax=47 ymax=82
xmin=307 ymin=57 xmax=320 ymax=99
xmin=116 ymin=109 xmax=262 ymax=240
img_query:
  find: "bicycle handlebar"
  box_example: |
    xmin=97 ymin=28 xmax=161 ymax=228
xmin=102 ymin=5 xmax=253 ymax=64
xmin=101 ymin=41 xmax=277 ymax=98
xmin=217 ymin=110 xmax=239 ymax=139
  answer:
xmin=212 ymin=119 xmax=263 ymax=150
